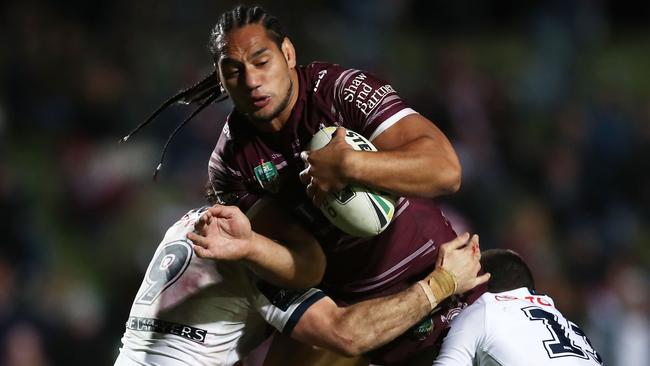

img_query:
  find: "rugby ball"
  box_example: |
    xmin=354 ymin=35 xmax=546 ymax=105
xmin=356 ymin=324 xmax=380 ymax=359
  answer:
xmin=308 ymin=127 xmax=397 ymax=237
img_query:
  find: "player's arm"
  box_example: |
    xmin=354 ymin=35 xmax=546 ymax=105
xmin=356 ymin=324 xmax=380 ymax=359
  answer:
xmin=357 ymin=114 xmax=461 ymax=196
xmin=432 ymin=301 xmax=485 ymax=366
xmin=302 ymin=115 xmax=460 ymax=204
xmin=187 ymin=198 xmax=325 ymax=289
xmin=289 ymin=233 xmax=488 ymax=356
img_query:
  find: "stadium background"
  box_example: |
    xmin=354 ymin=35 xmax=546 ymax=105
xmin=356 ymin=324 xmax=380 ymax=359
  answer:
xmin=1 ymin=0 xmax=648 ymax=365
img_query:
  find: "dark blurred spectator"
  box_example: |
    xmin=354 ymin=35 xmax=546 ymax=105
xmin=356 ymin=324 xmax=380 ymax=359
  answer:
xmin=2 ymin=322 xmax=50 ymax=366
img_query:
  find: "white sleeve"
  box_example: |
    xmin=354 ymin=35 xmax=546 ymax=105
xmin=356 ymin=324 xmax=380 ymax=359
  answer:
xmin=252 ymin=282 xmax=326 ymax=335
xmin=433 ymin=303 xmax=486 ymax=366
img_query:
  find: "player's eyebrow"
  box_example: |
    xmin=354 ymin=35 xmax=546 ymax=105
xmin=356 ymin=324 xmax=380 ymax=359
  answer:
xmin=220 ymin=47 xmax=270 ymax=66
xmin=250 ymin=47 xmax=270 ymax=59
xmin=220 ymin=57 xmax=241 ymax=67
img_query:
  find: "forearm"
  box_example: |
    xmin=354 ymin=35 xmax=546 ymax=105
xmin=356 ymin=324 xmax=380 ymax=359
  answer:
xmin=292 ymin=235 xmax=483 ymax=356
xmin=189 ymin=201 xmax=326 ymax=289
xmin=332 ymin=284 xmax=432 ymax=355
xmin=246 ymin=231 xmax=325 ymax=289
xmin=344 ymin=137 xmax=461 ymax=198
xmin=329 ymin=267 xmax=457 ymax=355
xmin=244 ymin=197 xmax=326 ymax=289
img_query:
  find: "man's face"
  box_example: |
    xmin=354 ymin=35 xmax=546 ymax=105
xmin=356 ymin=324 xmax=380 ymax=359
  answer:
xmin=217 ymin=24 xmax=296 ymax=130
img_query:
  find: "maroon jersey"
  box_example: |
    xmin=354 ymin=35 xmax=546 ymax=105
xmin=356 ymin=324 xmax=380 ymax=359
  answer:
xmin=208 ymin=62 xmax=483 ymax=364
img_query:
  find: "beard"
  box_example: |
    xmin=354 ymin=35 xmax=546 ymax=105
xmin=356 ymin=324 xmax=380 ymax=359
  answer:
xmin=246 ymin=78 xmax=294 ymax=124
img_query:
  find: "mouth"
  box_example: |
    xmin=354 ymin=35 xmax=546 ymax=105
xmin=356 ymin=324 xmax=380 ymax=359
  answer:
xmin=252 ymin=96 xmax=271 ymax=109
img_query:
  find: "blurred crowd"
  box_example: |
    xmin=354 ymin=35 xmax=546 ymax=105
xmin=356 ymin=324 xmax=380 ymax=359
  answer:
xmin=1 ymin=0 xmax=648 ymax=365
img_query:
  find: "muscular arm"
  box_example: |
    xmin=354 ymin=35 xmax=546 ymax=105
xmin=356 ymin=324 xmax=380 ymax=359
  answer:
xmin=188 ymin=198 xmax=325 ymax=289
xmin=246 ymin=197 xmax=326 ymax=288
xmin=303 ymin=114 xmax=461 ymax=202
xmin=287 ymin=234 xmax=488 ymax=356
xmin=349 ymin=114 xmax=461 ymax=197
xmin=291 ymin=283 xmax=430 ymax=356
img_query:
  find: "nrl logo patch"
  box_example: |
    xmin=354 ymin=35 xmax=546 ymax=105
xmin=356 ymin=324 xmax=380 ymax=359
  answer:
xmin=253 ymin=160 xmax=280 ymax=193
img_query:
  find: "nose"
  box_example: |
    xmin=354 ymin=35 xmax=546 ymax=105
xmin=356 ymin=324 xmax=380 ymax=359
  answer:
xmin=244 ymin=66 xmax=262 ymax=91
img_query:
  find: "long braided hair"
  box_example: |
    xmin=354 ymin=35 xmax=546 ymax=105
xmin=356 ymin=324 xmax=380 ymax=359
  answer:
xmin=121 ymin=5 xmax=287 ymax=179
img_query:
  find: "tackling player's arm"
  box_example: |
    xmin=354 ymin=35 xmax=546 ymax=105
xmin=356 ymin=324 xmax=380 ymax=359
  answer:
xmin=286 ymin=233 xmax=488 ymax=357
xmin=188 ymin=198 xmax=325 ymax=289
xmin=302 ymin=115 xmax=460 ymax=204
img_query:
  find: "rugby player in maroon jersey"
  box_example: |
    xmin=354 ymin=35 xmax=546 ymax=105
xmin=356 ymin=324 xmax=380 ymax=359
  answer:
xmin=130 ymin=5 xmax=489 ymax=365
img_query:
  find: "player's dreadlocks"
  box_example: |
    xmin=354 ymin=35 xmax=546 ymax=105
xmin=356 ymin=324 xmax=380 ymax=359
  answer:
xmin=121 ymin=5 xmax=287 ymax=180
xmin=208 ymin=5 xmax=286 ymax=57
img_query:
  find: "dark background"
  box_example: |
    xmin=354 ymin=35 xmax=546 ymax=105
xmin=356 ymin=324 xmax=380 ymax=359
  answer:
xmin=1 ymin=0 xmax=648 ymax=365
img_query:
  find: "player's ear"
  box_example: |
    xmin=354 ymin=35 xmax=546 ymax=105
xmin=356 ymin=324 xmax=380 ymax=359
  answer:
xmin=281 ymin=37 xmax=296 ymax=69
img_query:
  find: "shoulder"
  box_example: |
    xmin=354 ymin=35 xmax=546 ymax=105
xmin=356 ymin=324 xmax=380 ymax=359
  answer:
xmin=208 ymin=116 xmax=250 ymax=191
xmin=303 ymin=61 xmax=345 ymax=77
xmin=301 ymin=61 xmax=345 ymax=92
xmin=208 ymin=122 xmax=233 ymax=174
xmin=217 ymin=112 xmax=248 ymax=148
xmin=302 ymin=62 xmax=383 ymax=89
xmin=210 ymin=112 xmax=253 ymax=165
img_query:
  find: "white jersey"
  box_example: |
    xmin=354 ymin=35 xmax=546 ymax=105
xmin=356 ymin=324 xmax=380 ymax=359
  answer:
xmin=434 ymin=287 xmax=602 ymax=366
xmin=115 ymin=207 xmax=324 ymax=366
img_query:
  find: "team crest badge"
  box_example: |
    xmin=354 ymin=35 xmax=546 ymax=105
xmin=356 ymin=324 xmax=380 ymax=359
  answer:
xmin=440 ymin=302 xmax=467 ymax=324
xmin=253 ymin=160 xmax=280 ymax=193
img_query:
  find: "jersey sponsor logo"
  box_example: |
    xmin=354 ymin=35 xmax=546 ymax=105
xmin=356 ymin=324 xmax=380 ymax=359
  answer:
xmin=524 ymin=295 xmax=552 ymax=307
xmin=126 ymin=316 xmax=207 ymax=344
xmin=495 ymin=295 xmax=519 ymax=301
xmin=342 ymin=72 xmax=396 ymax=116
xmin=495 ymin=294 xmax=552 ymax=307
xmin=253 ymin=160 xmax=280 ymax=193
xmin=342 ymin=72 xmax=369 ymax=103
xmin=357 ymin=84 xmax=395 ymax=116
